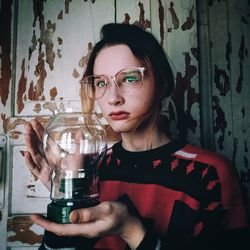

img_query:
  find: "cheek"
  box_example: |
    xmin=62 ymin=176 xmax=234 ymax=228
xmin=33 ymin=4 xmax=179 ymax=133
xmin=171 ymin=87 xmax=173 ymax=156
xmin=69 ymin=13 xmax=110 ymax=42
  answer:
xmin=96 ymin=100 xmax=108 ymax=116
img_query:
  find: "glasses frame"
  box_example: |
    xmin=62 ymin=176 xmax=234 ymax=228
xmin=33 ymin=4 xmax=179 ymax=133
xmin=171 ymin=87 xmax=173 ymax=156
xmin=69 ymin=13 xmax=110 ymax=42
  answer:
xmin=80 ymin=66 xmax=146 ymax=100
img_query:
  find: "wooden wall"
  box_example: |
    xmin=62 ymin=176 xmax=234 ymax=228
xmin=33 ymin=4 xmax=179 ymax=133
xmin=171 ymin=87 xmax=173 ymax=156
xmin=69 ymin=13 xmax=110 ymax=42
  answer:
xmin=0 ymin=0 xmax=249 ymax=248
xmin=207 ymin=0 xmax=250 ymax=206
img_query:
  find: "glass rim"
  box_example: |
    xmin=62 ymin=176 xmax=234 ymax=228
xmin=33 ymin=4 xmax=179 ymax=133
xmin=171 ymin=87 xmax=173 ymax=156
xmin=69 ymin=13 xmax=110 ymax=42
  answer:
xmin=80 ymin=66 xmax=146 ymax=84
xmin=80 ymin=66 xmax=147 ymax=100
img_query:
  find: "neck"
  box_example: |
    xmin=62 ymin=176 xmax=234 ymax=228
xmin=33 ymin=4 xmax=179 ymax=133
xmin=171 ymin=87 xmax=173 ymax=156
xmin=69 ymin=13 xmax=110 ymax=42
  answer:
xmin=121 ymin=126 xmax=170 ymax=152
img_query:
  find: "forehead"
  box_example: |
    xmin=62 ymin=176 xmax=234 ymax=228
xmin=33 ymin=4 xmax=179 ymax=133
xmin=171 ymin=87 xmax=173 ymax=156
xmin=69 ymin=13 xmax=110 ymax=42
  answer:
xmin=93 ymin=44 xmax=142 ymax=75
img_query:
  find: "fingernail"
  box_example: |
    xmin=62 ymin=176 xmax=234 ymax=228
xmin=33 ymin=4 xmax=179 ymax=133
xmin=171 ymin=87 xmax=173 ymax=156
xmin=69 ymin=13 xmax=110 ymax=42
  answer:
xmin=70 ymin=211 xmax=79 ymax=223
xmin=30 ymin=214 xmax=38 ymax=221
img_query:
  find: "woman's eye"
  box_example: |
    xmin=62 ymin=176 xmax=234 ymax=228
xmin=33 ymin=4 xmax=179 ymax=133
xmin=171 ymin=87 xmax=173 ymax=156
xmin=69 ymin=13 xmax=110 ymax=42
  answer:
xmin=124 ymin=75 xmax=138 ymax=83
xmin=95 ymin=81 xmax=106 ymax=88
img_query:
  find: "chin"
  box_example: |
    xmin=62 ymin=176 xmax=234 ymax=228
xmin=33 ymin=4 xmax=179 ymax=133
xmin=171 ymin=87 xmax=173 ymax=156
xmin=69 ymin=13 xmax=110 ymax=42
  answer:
xmin=109 ymin=122 xmax=135 ymax=134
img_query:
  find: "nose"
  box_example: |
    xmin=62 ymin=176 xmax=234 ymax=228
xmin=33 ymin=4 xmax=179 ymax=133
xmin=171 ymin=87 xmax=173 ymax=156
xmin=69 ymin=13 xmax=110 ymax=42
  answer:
xmin=106 ymin=77 xmax=124 ymax=106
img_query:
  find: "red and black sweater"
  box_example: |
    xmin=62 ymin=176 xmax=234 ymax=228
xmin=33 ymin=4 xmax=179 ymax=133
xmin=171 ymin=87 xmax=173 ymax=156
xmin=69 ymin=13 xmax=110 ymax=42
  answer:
xmin=43 ymin=139 xmax=248 ymax=250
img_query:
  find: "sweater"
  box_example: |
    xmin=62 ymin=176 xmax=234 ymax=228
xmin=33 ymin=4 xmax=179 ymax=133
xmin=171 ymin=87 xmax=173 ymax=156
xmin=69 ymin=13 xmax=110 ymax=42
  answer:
xmin=42 ymin=139 xmax=248 ymax=250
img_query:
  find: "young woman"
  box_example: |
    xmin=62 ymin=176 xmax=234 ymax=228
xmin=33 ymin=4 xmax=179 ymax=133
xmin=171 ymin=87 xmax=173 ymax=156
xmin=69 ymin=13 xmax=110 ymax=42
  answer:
xmin=24 ymin=23 xmax=248 ymax=250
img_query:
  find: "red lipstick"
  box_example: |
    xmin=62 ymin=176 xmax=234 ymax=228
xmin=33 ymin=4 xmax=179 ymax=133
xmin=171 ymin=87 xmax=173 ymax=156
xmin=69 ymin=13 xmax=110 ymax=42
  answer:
xmin=109 ymin=111 xmax=129 ymax=120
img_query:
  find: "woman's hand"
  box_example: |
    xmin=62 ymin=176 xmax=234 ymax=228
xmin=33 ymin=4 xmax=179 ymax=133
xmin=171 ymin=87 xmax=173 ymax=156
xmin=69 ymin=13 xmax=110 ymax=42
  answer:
xmin=31 ymin=201 xmax=146 ymax=249
xmin=24 ymin=119 xmax=52 ymax=190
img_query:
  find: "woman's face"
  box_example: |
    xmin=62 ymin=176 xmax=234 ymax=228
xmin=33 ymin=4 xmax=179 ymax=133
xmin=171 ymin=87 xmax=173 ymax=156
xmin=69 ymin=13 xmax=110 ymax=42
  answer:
xmin=94 ymin=44 xmax=156 ymax=134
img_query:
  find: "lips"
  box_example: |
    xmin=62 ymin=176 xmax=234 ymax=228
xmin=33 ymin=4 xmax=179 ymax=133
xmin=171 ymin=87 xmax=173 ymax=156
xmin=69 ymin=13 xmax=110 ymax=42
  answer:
xmin=109 ymin=111 xmax=129 ymax=120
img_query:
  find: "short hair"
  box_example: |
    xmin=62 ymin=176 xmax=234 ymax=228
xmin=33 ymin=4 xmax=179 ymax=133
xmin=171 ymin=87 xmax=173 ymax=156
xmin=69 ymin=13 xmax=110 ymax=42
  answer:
xmin=81 ymin=23 xmax=175 ymax=135
xmin=82 ymin=23 xmax=174 ymax=99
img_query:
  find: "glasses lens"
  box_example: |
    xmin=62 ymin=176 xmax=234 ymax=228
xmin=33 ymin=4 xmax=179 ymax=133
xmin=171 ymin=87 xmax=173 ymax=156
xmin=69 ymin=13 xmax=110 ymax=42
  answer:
xmin=116 ymin=68 xmax=144 ymax=92
xmin=84 ymin=67 xmax=145 ymax=99
xmin=86 ymin=75 xmax=107 ymax=99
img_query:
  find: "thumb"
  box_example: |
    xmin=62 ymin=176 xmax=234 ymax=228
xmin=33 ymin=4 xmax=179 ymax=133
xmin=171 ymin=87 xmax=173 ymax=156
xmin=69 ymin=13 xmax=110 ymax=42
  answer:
xmin=69 ymin=208 xmax=95 ymax=224
xmin=69 ymin=210 xmax=80 ymax=223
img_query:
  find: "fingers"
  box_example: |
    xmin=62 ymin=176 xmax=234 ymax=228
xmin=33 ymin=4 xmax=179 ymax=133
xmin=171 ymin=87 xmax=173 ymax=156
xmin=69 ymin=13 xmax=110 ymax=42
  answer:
xmin=70 ymin=207 xmax=95 ymax=224
xmin=24 ymin=151 xmax=40 ymax=173
xmin=30 ymin=119 xmax=45 ymax=141
xmin=31 ymin=214 xmax=70 ymax=237
xmin=70 ymin=202 xmax=113 ymax=224
xmin=31 ymin=202 xmax=129 ymax=239
xmin=25 ymin=121 xmax=44 ymax=159
xmin=24 ymin=150 xmax=52 ymax=190
xmin=25 ymin=119 xmax=59 ymax=168
xmin=31 ymin=213 xmax=97 ymax=237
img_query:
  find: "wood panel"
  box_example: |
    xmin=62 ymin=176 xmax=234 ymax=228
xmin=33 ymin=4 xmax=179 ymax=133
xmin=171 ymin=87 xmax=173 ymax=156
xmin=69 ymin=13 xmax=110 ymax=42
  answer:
xmin=209 ymin=0 xmax=234 ymax=158
xmin=164 ymin=0 xmax=200 ymax=144
xmin=2 ymin=0 xmax=235 ymax=248
xmin=208 ymin=0 xmax=250 ymax=206
xmin=227 ymin=0 xmax=250 ymax=205
xmin=14 ymin=0 xmax=115 ymax=117
xmin=7 ymin=216 xmax=42 ymax=248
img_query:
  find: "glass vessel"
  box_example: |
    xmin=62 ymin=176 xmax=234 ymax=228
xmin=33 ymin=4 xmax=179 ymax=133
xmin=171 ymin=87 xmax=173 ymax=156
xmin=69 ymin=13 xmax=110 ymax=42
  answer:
xmin=43 ymin=111 xmax=107 ymax=223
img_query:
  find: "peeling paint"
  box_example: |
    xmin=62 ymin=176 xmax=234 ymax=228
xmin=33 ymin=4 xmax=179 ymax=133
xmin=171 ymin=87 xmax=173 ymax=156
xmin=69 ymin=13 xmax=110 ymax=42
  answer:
xmin=33 ymin=103 xmax=41 ymax=113
xmin=58 ymin=37 xmax=63 ymax=45
xmin=9 ymin=130 xmax=22 ymax=140
xmin=72 ymin=68 xmax=80 ymax=78
xmin=7 ymin=216 xmax=43 ymax=245
xmin=17 ymin=59 xmax=27 ymax=114
xmin=236 ymin=35 xmax=245 ymax=93
xmin=123 ymin=13 xmax=130 ymax=24
xmin=0 ymin=0 xmax=12 ymax=106
xmin=79 ymin=42 xmax=93 ymax=68
xmin=32 ymin=0 xmax=56 ymax=71
xmin=181 ymin=5 xmax=195 ymax=31
xmin=57 ymin=49 xmax=62 ymax=58
xmin=241 ymin=106 xmax=245 ymax=118
xmin=214 ymin=65 xmax=230 ymax=96
xmin=172 ymin=53 xmax=198 ymax=138
xmin=213 ymin=96 xmax=227 ymax=150
xmin=27 ymin=184 xmax=36 ymax=193
xmin=191 ymin=47 xmax=198 ymax=59
xmin=1 ymin=113 xmax=10 ymax=133
xmin=32 ymin=0 xmax=45 ymax=28
xmin=122 ymin=3 xmax=150 ymax=29
xmin=50 ymin=87 xmax=57 ymax=100
xmin=58 ymin=10 xmax=63 ymax=20
xmin=244 ymin=155 xmax=249 ymax=168
xmin=133 ymin=2 xmax=151 ymax=29
xmin=34 ymin=52 xmax=47 ymax=100
xmin=65 ymin=0 xmax=72 ymax=14
xmin=43 ymin=20 xmax=56 ymax=70
xmin=28 ymin=81 xmax=35 ymax=100
xmin=8 ymin=118 xmax=26 ymax=131
xmin=241 ymin=169 xmax=250 ymax=183
xmin=158 ymin=0 xmax=165 ymax=46
xmin=42 ymin=102 xmax=58 ymax=113
xmin=29 ymin=30 xmax=37 ymax=60
xmin=225 ymin=33 xmax=232 ymax=71
xmin=233 ymin=138 xmax=238 ymax=164
xmin=169 ymin=1 xmax=179 ymax=30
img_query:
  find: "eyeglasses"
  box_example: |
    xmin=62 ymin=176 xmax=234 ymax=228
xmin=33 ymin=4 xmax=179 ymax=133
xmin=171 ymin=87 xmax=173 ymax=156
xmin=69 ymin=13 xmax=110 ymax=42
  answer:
xmin=81 ymin=67 xmax=146 ymax=100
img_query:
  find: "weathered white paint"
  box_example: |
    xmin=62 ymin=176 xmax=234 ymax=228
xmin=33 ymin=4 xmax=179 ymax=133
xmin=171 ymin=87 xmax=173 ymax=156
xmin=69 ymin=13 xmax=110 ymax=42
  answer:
xmin=11 ymin=146 xmax=49 ymax=214
xmin=4 ymin=0 xmax=250 ymax=249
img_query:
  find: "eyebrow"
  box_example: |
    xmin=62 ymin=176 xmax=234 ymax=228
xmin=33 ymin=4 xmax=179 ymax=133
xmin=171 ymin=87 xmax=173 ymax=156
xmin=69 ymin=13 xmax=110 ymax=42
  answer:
xmin=93 ymin=66 xmax=145 ymax=76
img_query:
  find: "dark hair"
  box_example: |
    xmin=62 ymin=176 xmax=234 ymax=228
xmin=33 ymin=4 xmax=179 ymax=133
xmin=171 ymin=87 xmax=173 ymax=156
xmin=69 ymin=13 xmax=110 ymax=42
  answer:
xmin=83 ymin=23 xmax=174 ymax=98
xmin=81 ymin=23 xmax=174 ymax=136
